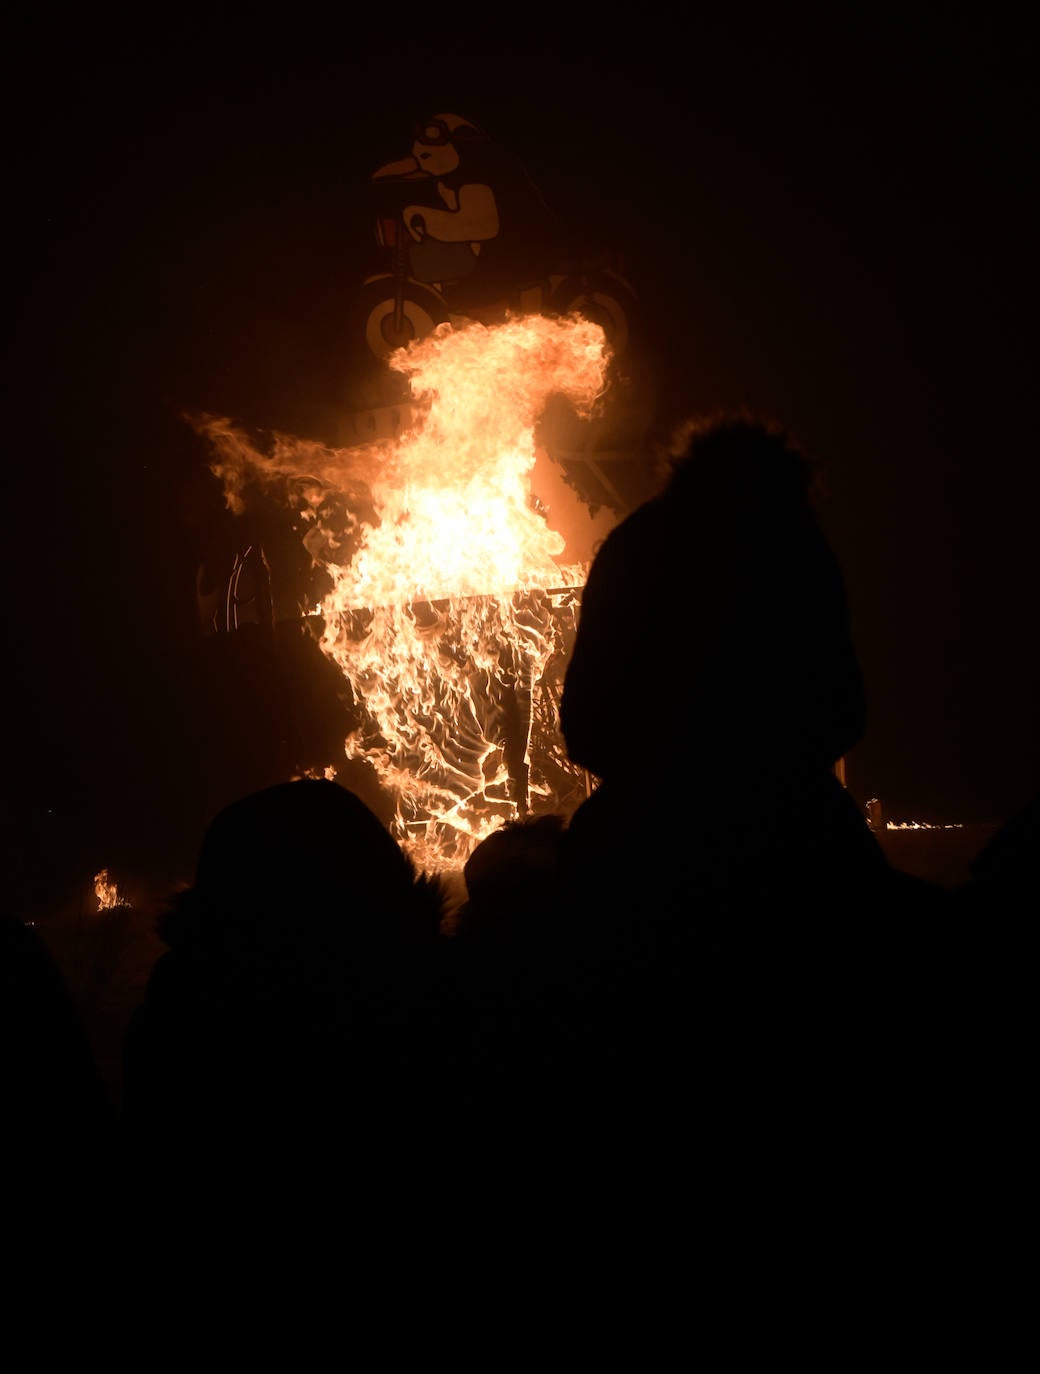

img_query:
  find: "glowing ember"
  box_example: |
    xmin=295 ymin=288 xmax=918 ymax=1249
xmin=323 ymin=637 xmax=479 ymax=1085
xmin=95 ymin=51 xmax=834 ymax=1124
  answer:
xmin=886 ymin=821 xmax=964 ymax=830
xmin=94 ymin=869 xmax=125 ymax=910
xmin=199 ymin=314 xmax=611 ymax=870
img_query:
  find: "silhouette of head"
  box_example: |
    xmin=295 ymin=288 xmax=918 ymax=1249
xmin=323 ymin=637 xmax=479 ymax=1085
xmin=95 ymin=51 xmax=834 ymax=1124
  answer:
xmin=561 ymin=413 xmax=865 ymax=788
xmin=457 ymin=813 xmax=567 ymax=936
xmin=161 ymin=779 xmax=442 ymax=952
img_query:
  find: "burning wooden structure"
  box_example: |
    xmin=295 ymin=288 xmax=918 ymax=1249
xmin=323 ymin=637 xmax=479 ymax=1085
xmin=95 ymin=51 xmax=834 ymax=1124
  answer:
xmin=195 ymin=314 xmax=625 ymax=871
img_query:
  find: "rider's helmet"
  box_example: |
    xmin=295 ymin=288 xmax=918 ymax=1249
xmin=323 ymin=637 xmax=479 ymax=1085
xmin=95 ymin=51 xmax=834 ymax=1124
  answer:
xmin=413 ymin=112 xmax=485 ymax=143
xmin=410 ymin=113 xmax=488 ymax=176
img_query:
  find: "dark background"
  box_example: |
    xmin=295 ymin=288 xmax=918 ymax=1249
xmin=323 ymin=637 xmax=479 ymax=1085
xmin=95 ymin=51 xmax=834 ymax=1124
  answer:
xmin=6 ymin=9 xmax=1038 ymax=900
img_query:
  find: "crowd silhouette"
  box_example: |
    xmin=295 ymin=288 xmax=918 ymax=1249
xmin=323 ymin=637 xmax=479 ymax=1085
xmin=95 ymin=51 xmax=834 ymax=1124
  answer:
xmin=6 ymin=415 xmax=1029 ymax=1222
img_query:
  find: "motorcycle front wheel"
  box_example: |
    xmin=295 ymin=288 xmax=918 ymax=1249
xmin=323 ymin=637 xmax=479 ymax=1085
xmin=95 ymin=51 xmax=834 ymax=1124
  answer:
xmin=360 ymin=279 xmax=449 ymax=361
xmin=548 ymin=270 xmax=640 ymax=359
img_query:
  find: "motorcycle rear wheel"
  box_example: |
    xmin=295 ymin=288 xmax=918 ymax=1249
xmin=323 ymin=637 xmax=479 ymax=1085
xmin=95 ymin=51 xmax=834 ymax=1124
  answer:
xmin=360 ymin=279 xmax=449 ymax=361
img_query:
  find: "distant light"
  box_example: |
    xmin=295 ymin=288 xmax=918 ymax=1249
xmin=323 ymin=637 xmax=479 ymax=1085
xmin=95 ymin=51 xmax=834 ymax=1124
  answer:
xmin=885 ymin=821 xmax=964 ymax=830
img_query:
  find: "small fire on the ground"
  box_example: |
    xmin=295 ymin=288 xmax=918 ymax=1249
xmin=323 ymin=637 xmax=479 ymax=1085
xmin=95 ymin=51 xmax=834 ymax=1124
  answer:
xmin=93 ymin=868 xmax=129 ymax=910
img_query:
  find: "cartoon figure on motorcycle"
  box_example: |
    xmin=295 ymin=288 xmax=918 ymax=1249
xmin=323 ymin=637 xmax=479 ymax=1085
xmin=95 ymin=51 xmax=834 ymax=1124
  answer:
xmin=360 ymin=112 xmax=639 ymax=362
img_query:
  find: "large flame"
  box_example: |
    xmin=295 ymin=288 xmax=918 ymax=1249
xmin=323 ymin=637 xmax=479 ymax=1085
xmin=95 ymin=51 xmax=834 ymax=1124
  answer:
xmin=199 ymin=314 xmax=611 ymax=870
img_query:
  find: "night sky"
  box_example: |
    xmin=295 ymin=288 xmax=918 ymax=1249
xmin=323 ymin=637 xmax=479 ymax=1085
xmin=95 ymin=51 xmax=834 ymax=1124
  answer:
xmin=7 ymin=11 xmax=1038 ymax=900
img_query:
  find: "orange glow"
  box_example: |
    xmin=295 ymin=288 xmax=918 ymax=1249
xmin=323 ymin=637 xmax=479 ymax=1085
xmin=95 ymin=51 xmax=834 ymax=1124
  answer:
xmin=200 ymin=314 xmax=611 ymax=870
xmin=885 ymin=821 xmax=964 ymax=831
xmin=94 ymin=868 xmax=124 ymax=910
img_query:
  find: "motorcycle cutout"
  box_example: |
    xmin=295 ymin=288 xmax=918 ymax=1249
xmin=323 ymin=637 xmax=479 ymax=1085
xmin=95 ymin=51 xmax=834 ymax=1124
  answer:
xmin=360 ymin=113 xmax=640 ymax=363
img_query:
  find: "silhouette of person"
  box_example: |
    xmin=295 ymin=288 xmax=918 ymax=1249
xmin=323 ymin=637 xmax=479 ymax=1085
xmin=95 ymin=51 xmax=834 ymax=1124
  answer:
xmin=453 ymin=812 xmax=569 ymax=939
xmin=956 ymin=785 xmax=1038 ymax=914
xmin=121 ymin=779 xmax=448 ymax=1163
xmin=551 ymin=412 xmax=954 ymax=1188
xmin=948 ymin=785 xmax=1036 ymax=1156
xmin=559 ymin=411 xmax=924 ymax=917
xmin=435 ymin=810 xmax=652 ymax=1161
xmin=1 ymin=912 xmax=115 ymax=1146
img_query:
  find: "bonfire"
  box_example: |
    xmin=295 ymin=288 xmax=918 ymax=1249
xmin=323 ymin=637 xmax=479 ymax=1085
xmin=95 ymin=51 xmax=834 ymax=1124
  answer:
xmin=199 ymin=314 xmax=612 ymax=870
